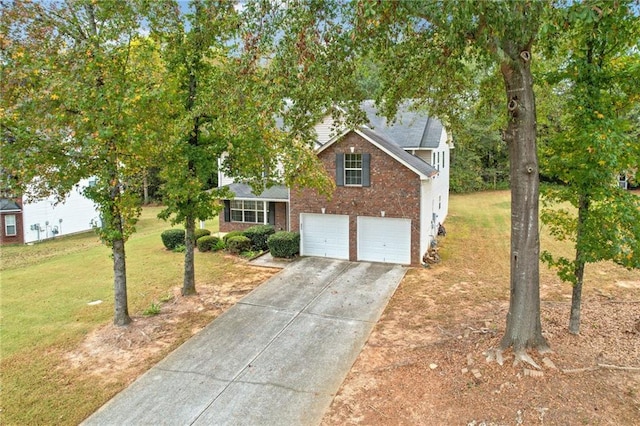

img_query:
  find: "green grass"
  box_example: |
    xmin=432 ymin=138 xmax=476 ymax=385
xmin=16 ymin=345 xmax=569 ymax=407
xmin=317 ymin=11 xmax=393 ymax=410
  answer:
xmin=0 ymin=207 xmax=221 ymax=357
xmin=1 ymin=193 xmax=637 ymax=425
xmin=0 ymin=207 xmax=226 ymax=425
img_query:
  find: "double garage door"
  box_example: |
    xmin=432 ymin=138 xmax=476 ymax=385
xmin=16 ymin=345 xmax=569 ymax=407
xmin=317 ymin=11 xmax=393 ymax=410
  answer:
xmin=300 ymin=213 xmax=411 ymax=265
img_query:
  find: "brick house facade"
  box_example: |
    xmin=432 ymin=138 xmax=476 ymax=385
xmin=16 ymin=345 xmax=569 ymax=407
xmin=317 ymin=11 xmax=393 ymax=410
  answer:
xmin=0 ymin=198 xmax=24 ymax=245
xmin=218 ymin=101 xmax=451 ymax=266
xmin=290 ymin=132 xmax=423 ymax=265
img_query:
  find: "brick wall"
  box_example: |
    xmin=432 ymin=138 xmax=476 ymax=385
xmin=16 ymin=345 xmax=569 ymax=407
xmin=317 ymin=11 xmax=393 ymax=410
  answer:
xmin=0 ymin=212 xmax=24 ymax=245
xmin=290 ymin=131 xmax=423 ymax=265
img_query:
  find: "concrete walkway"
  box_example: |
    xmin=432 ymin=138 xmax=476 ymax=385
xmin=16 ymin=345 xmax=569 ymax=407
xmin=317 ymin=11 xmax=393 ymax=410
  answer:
xmin=81 ymin=257 xmax=406 ymax=426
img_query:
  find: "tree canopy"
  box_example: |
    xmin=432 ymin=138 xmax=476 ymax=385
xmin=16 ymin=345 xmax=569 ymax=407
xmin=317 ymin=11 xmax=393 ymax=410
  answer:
xmin=247 ymin=0 xmax=550 ymax=358
xmin=538 ymin=0 xmax=640 ymax=334
xmin=1 ymin=0 xmax=175 ymax=325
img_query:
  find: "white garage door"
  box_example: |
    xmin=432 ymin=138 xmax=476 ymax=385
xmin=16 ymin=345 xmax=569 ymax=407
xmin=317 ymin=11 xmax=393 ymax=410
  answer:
xmin=300 ymin=213 xmax=349 ymax=260
xmin=357 ymin=216 xmax=411 ymax=265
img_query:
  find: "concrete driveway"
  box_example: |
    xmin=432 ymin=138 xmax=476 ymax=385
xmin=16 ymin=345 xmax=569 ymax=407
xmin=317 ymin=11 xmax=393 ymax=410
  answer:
xmin=81 ymin=257 xmax=406 ymax=426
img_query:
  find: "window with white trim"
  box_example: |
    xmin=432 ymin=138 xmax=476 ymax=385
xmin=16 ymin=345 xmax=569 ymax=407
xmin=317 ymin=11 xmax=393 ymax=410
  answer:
xmin=344 ymin=153 xmax=363 ymax=186
xmin=4 ymin=214 xmax=17 ymax=236
xmin=230 ymin=200 xmax=268 ymax=223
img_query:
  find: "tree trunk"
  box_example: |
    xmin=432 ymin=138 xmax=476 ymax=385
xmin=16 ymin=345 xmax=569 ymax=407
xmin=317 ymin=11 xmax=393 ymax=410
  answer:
xmin=569 ymin=193 xmax=589 ymax=334
xmin=499 ymin=52 xmax=549 ymax=353
xmin=143 ymin=173 xmax=149 ymax=205
xmin=569 ymin=273 xmax=583 ymax=334
xmin=112 ymin=236 xmax=132 ymax=326
xmin=182 ymin=215 xmax=197 ymax=296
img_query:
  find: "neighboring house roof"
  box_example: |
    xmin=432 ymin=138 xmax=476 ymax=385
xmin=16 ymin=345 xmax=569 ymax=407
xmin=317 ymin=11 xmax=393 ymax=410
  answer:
xmin=0 ymin=198 xmax=21 ymax=212
xmin=360 ymin=100 xmax=445 ymax=149
xmin=224 ymin=182 xmax=289 ymax=201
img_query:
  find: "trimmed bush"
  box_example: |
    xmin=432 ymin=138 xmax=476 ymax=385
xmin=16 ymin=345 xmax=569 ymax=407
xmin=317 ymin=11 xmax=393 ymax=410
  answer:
xmin=243 ymin=224 xmax=275 ymax=251
xmin=194 ymin=228 xmax=211 ymax=241
xmin=267 ymin=231 xmax=300 ymax=258
xmin=161 ymin=229 xmax=185 ymax=250
xmin=214 ymin=238 xmax=225 ymax=251
xmin=223 ymin=230 xmax=244 ymax=245
xmin=197 ymin=235 xmax=220 ymax=252
xmin=226 ymin=235 xmax=251 ymax=255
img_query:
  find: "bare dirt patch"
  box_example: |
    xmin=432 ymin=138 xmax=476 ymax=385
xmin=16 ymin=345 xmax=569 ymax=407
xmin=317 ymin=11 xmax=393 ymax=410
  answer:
xmin=62 ymin=261 xmax=276 ymax=390
xmin=322 ymin=265 xmax=640 ymax=425
xmin=59 ymin=254 xmax=639 ymax=425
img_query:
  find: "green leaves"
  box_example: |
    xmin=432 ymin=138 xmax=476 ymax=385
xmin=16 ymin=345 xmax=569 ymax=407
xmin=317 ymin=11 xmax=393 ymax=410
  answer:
xmin=539 ymin=1 xmax=640 ymax=285
xmin=2 ymin=0 xmax=199 ymax=254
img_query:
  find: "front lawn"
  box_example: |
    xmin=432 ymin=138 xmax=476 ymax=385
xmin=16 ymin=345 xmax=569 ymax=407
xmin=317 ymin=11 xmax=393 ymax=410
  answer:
xmin=0 ymin=208 xmax=274 ymax=425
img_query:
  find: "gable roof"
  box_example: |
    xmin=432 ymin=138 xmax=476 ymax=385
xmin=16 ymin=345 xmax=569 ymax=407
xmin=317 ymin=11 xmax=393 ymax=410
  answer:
xmin=356 ymin=127 xmax=439 ymax=179
xmin=0 ymin=198 xmax=21 ymax=212
xmin=360 ymin=100 xmax=445 ymax=149
xmin=317 ymin=126 xmax=438 ymax=179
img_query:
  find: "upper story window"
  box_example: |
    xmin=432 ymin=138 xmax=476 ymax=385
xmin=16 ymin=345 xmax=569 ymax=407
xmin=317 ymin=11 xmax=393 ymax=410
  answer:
xmin=230 ymin=200 xmax=267 ymax=224
xmin=336 ymin=153 xmax=370 ymax=187
xmin=4 ymin=214 xmax=16 ymax=236
xmin=344 ymin=153 xmax=363 ymax=186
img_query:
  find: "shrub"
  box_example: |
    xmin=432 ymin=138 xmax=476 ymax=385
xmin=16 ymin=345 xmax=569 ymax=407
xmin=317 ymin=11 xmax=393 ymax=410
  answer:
xmin=214 ymin=238 xmax=225 ymax=251
xmin=161 ymin=229 xmax=185 ymax=250
xmin=226 ymin=235 xmax=251 ymax=255
xmin=197 ymin=235 xmax=220 ymax=252
xmin=267 ymin=231 xmax=300 ymax=258
xmin=193 ymin=228 xmax=211 ymax=241
xmin=172 ymin=244 xmax=186 ymax=253
xmin=243 ymin=224 xmax=275 ymax=251
xmin=223 ymin=230 xmax=244 ymax=244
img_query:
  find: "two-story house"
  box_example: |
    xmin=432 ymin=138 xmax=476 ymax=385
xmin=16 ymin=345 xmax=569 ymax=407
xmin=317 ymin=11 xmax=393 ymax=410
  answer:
xmin=218 ymin=101 xmax=451 ymax=266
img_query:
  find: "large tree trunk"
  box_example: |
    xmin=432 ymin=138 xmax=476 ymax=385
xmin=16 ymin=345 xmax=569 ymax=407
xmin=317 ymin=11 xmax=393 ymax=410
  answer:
xmin=112 ymin=236 xmax=131 ymax=326
xmin=499 ymin=51 xmax=549 ymax=353
xmin=182 ymin=215 xmax=197 ymax=296
xmin=569 ymin=193 xmax=589 ymax=334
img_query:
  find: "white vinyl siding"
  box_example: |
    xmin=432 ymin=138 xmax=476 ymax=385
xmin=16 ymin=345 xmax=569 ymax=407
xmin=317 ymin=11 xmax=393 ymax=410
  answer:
xmin=314 ymin=115 xmax=337 ymax=146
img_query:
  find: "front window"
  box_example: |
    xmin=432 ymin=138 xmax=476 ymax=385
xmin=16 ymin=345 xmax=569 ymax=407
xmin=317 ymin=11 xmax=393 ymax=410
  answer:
xmin=5 ymin=214 xmax=16 ymax=236
xmin=230 ymin=200 xmax=268 ymax=223
xmin=344 ymin=153 xmax=362 ymax=186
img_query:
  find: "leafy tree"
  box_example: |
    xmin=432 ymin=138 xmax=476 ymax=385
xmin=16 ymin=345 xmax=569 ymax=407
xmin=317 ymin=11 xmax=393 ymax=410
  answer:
xmin=157 ymin=0 xmax=334 ymax=296
xmin=539 ymin=0 xmax=640 ymax=334
xmin=156 ymin=0 xmax=239 ymax=296
xmin=250 ymin=0 xmax=551 ymax=360
xmin=450 ymin=74 xmax=510 ymax=193
xmin=1 ymin=0 xmax=173 ymax=325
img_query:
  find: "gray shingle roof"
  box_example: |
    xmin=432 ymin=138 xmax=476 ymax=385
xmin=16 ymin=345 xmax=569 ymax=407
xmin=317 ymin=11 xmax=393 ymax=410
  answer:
xmin=224 ymin=183 xmax=289 ymax=201
xmin=357 ymin=127 xmax=438 ymax=178
xmin=360 ymin=100 xmax=445 ymax=149
xmin=0 ymin=198 xmax=21 ymax=212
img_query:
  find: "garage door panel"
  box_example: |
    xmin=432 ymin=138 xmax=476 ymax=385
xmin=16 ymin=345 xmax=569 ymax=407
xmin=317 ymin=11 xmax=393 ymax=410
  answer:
xmin=358 ymin=217 xmax=411 ymax=265
xmin=300 ymin=213 xmax=349 ymax=260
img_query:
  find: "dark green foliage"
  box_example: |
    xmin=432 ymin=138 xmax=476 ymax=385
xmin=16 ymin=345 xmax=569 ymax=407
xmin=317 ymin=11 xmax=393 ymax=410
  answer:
xmin=197 ymin=235 xmax=220 ymax=252
xmin=243 ymin=224 xmax=275 ymax=251
xmin=193 ymin=228 xmax=211 ymax=241
xmin=223 ymin=230 xmax=244 ymax=244
xmin=161 ymin=229 xmax=185 ymax=250
xmin=267 ymin=231 xmax=300 ymax=258
xmin=214 ymin=238 xmax=225 ymax=251
xmin=226 ymin=235 xmax=251 ymax=255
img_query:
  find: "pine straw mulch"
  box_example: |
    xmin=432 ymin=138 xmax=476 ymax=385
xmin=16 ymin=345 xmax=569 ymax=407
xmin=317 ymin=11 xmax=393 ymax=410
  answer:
xmin=321 ymin=271 xmax=640 ymax=426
